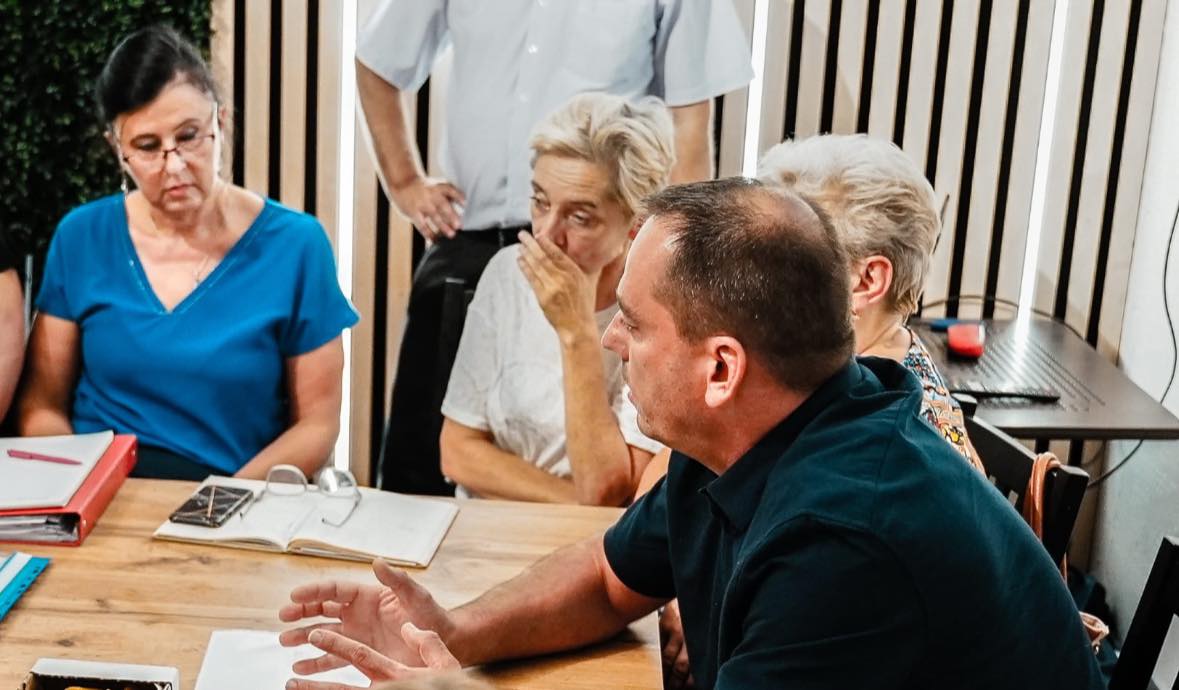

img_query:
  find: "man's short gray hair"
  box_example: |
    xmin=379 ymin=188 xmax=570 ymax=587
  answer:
xmin=530 ymin=92 xmax=676 ymax=216
xmin=758 ymin=133 xmax=940 ymax=316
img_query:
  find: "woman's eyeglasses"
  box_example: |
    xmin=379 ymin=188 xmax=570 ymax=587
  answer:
xmin=116 ymin=103 xmax=219 ymax=172
xmin=240 ymin=464 xmax=362 ymax=527
xmin=121 ymin=130 xmax=215 ymax=170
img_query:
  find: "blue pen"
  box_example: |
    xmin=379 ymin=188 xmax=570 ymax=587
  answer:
xmin=927 ymin=318 xmax=980 ymax=332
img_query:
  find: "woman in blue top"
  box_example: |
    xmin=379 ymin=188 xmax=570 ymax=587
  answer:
xmin=19 ymin=26 xmax=358 ymax=480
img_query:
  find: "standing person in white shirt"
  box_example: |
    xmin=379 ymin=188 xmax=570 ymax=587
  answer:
xmin=439 ymin=93 xmax=672 ymax=505
xmin=356 ymin=0 xmax=753 ymax=495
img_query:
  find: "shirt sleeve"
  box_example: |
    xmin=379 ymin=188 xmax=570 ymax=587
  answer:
xmin=439 ymin=257 xmax=504 ymax=432
xmin=355 ymin=0 xmax=450 ymax=92
xmin=603 ymin=478 xmax=675 ymax=600
xmin=280 ymin=219 xmax=359 ymax=357
xmin=35 ymin=220 xmax=75 ymax=321
xmin=652 ymin=0 xmax=755 ymax=106
xmin=714 ymin=525 xmax=925 ymax=690
xmin=614 ymin=384 xmax=664 ymax=455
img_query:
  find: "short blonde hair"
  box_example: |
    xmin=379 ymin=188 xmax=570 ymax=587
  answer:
xmin=529 ymin=92 xmax=676 ymax=217
xmin=758 ymin=134 xmax=940 ymax=316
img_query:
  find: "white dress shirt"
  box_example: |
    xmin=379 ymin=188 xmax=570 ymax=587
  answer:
xmin=357 ymin=0 xmax=753 ymax=230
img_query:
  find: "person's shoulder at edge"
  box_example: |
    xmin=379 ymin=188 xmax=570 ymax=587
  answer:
xmin=475 ymin=244 xmax=528 ymax=297
xmin=252 ymin=196 xmax=324 ymax=239
xmin=484 ymin=243 xmax=523 ymax=276
xmin=53 ymin=193 xmax=126 ymax=244
xmin=248 ymin=197 xmax=350 ymax=262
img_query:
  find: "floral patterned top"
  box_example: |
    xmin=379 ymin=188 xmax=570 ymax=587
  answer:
xmin=902 ymin=329 xmax=986 ymax=474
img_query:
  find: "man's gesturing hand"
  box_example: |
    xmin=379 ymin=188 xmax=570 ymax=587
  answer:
xmin=280 ymin=558 xmax=459 ymax=685
xmin=284 ymin=623 xmax=460 ymax=690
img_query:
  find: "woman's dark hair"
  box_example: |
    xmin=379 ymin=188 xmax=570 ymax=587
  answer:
xmin=95 ymin=25 xmax=221 ymax=125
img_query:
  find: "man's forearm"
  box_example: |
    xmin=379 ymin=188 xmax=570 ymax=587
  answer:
xmin=560 ymin=326 xmax=644 ymax=506
xmin=447 ymin=537 xmax=662 ymax=665
xmin=669 ymin=100 xmax=715 ymax=183
xmin=356 ymin=59 xmax=424 ymax=197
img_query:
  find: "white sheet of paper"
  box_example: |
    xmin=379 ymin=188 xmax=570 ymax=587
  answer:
xmin=195 ymin=629 xmax=370 ymax=690
xmin=0 ymin=431 xmax=114 ymax=509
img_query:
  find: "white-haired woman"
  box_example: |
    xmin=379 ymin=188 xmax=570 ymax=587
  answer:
xmin=758 ymin=133 xmax=982 ymax=471
xmin=439 ymin=93 xmax=673 ymax=506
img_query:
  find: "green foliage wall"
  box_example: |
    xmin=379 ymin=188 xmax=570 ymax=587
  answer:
xmin=0 ymin=1 xmax=212 ymax=261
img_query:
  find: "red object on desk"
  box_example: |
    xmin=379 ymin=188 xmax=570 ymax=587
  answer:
xmin=947 ymin=323 xmax=986 ymax=359
xmin=0 ymin=435 xmax=137 ymax=547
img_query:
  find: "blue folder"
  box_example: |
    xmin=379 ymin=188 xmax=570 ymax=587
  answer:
xmin=0 ymin=551 xmax=49 ymax=622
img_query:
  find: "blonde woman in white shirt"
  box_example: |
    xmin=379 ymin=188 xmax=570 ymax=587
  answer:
xmin=440 ymin=93 xmax=674 ymax=506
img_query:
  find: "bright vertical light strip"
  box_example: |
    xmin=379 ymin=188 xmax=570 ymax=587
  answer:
xmin=333 ymin=0 xmax=358 ymax=470
xmin=1018 ymin=0 xmax=1070 ymax=322
xmin=742 ymin=0 xmax=771 ymax=177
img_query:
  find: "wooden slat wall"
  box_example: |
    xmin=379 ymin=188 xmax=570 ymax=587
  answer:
xmin=209 ymin=0 xmax=370 ymax=479
xmin=747 ymin=0 xmax=1164 ymax=349
xmin=351 ymin=0 xmax=417 ymax=486
xmin=212 ymin=0 xmax=338 ymax=237
xmin=212 ymin=0 xmax=1166 ymax=484
xmin=717 ymin=0 xmax=756 ymax=177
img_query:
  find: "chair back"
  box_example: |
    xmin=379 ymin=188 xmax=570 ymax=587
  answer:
xmin=376 ymin=276 xmax=475 ymax=495
xmin=435 ymin=277 xmax=476 ymax=414
xmin=964 ymin=415 xmax=1088 ymax=566
xmin=1109 ymin=536 xmax=1179 ymax=690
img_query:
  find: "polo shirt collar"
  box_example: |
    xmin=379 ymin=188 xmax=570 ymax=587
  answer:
xmin=702 ymin=360 xmax=865 ymax=532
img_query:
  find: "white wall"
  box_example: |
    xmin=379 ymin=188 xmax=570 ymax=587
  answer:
xmin=1090 ymin=1 xmax=1179 ymax=684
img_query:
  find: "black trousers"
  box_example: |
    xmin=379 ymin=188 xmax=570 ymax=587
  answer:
xmin=377 ymin=227 xmax=528 ymax=495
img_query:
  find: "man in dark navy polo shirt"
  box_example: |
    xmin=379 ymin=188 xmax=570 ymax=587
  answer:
xmin=280 ymin=179 xmax=1102 ymax=690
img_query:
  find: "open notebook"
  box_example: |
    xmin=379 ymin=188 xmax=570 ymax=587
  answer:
xmin=153 ymin=476 xmax=458 ymax=567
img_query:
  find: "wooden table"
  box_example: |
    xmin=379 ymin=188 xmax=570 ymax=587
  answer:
xmin=0 ymin=479 xmax=661 ymax=689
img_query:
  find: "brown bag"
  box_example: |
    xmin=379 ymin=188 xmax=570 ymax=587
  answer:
xmin=1023 ymin=452 xmax=1109 ymax=653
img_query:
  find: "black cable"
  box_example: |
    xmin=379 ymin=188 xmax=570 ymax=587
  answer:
xmin=918 ymin=293 xmax=1086 ymax=340
xmin=1086 ymin=441 xmax=1144 ymax=490
xmin=1086 ymin=196 xmax=1179 ymax=490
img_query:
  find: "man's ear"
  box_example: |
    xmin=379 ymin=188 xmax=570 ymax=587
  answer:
xmin=703 ymin=336 xmax=746 ymax=409
xmin=628 ymin=215 xmax=646 ymax=240
xmin=850 ymin=255 xmax=893 ymax=316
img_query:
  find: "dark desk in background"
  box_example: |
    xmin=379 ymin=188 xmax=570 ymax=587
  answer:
xmin=911 ymin=318 xmax=1179 ymax=441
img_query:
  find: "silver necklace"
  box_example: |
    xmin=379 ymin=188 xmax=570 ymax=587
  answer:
xmin=141 ymin=206 xmax=218 ymax=287
xmin=192 ymin=253 xmax=214 ymax=285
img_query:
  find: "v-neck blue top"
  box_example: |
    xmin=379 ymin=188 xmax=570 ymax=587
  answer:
xmin=36 ymin=194 xmax=359 ymax=475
